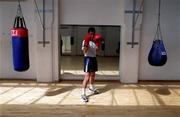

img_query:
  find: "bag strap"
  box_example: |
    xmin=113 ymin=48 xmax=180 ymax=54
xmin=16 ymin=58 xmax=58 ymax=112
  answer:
xmin=13 ymin=16 xmax=26 ymax=29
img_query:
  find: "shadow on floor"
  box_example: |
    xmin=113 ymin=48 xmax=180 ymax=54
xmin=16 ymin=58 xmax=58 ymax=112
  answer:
xmin=98 ymin=84 xmax=114 ymax=93
xmin=45 ymin=86 xmax=75 ymax=96
xmin=154 ymin=86 xmax=171 ymax=95
xmin=87 ymin=84 xmax=115 ymax=98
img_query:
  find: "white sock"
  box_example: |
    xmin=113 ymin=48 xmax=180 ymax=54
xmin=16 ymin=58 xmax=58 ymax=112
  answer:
xmin=89 ymin=84 xmax=94 ymax=89
xmin=82 ymin=88 xmax=86 ymax=95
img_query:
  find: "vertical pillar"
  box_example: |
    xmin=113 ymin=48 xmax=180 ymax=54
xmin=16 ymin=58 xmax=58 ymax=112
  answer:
xmin=35 ymin=0 xmax=59 ymax=82
xmin=120 ymin=0 xmax=144 ymax=83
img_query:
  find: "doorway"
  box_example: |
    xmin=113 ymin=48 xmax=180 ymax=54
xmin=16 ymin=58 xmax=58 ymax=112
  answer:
xmin=59 ymin=25 xmax=120 ymax=80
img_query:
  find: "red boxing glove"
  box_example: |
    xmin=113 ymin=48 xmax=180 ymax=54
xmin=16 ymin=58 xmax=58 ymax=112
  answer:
xmin=83 ymin=34 xmax=91 ymax=47
xmin=93 ymin=34 xmax=103 ymax=47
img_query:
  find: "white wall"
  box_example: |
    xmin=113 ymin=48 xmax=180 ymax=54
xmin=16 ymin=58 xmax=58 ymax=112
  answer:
xmin=139 ymin=0 xmax=180 ymax=80
xmin=1 ymin=0 xmax=180 ymax=82
xmin=60 ymin=0 xmax=124 ymax=25
xmin=178 ymin=1 xmax=180 ymax=42
xmin=0 ymin=1 xmax=36 ymax=79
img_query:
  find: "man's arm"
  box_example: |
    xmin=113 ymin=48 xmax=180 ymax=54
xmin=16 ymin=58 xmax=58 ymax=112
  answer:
xmin=83 ymin=46 xmax=88 ymax=54
xmin=96 ymin=46 xmax=100 ymax=53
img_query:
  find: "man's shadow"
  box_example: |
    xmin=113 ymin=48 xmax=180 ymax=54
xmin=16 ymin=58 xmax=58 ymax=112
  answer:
xmin=45 ymin=86 xmax=75 ymax=96
xmin=87 ymin=84 xmax=113 ymax=98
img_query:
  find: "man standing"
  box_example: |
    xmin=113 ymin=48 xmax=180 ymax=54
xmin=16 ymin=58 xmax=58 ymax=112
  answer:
xmin=81 ymin=27 xmax=100 ymax=102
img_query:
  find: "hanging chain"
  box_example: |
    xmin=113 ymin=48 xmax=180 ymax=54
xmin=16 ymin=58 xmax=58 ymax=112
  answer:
xmin=14 ymin=0 xmax=27 ymax=28
xmin=17 ymin=0 xmax=23 ymax=17
xmin=154 ymin=0 xmax=163 ymax=40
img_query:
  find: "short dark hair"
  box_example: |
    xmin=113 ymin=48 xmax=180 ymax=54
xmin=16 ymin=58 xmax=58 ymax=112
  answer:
xmin=88 ymin=27 xmax=96 ymax=33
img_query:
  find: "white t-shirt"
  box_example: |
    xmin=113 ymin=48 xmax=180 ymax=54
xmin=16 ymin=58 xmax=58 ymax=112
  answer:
xmin=82 ymin=40 xmax=97 ymax=57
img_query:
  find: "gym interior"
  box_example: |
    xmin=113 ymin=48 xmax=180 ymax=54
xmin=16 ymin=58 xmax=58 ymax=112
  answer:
xmin=0 ymin=0 xmax=180 ymax=117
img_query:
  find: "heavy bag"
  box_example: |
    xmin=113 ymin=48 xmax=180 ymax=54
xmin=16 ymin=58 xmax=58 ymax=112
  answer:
xmin=148 ymin=39 xmax=167 ymax=66
xmin=11 ymin=16 xmax=29 ymax=71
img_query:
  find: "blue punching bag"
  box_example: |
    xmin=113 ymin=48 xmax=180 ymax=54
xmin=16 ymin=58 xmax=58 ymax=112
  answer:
xmin=11 ymin=16 xmax=29 ymax=71
xmin=148 ymin=39 xmax=167 ymax=66
xmin=148 ymin=0 xmax=167 ymax=66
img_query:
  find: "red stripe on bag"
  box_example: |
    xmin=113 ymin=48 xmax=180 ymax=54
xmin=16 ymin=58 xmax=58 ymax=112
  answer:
xmin=11 ymin=28 xmax=28 ymax=37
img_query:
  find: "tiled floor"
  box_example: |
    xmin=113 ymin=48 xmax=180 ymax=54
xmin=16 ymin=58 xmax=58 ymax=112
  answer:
xmin=0 ymin=80 xmax=180 ymax=117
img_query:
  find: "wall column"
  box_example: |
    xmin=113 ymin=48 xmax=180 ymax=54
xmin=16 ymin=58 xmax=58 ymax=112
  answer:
xmin=120 ymin=0 xmax=144 ymax=83
xmin=35 ymin=0 xmax=59 ymax=82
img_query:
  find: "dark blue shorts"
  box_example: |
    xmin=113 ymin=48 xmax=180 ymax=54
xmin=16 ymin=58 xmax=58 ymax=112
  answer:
xmin=84 ymin=57 xmax=98 ymax=72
